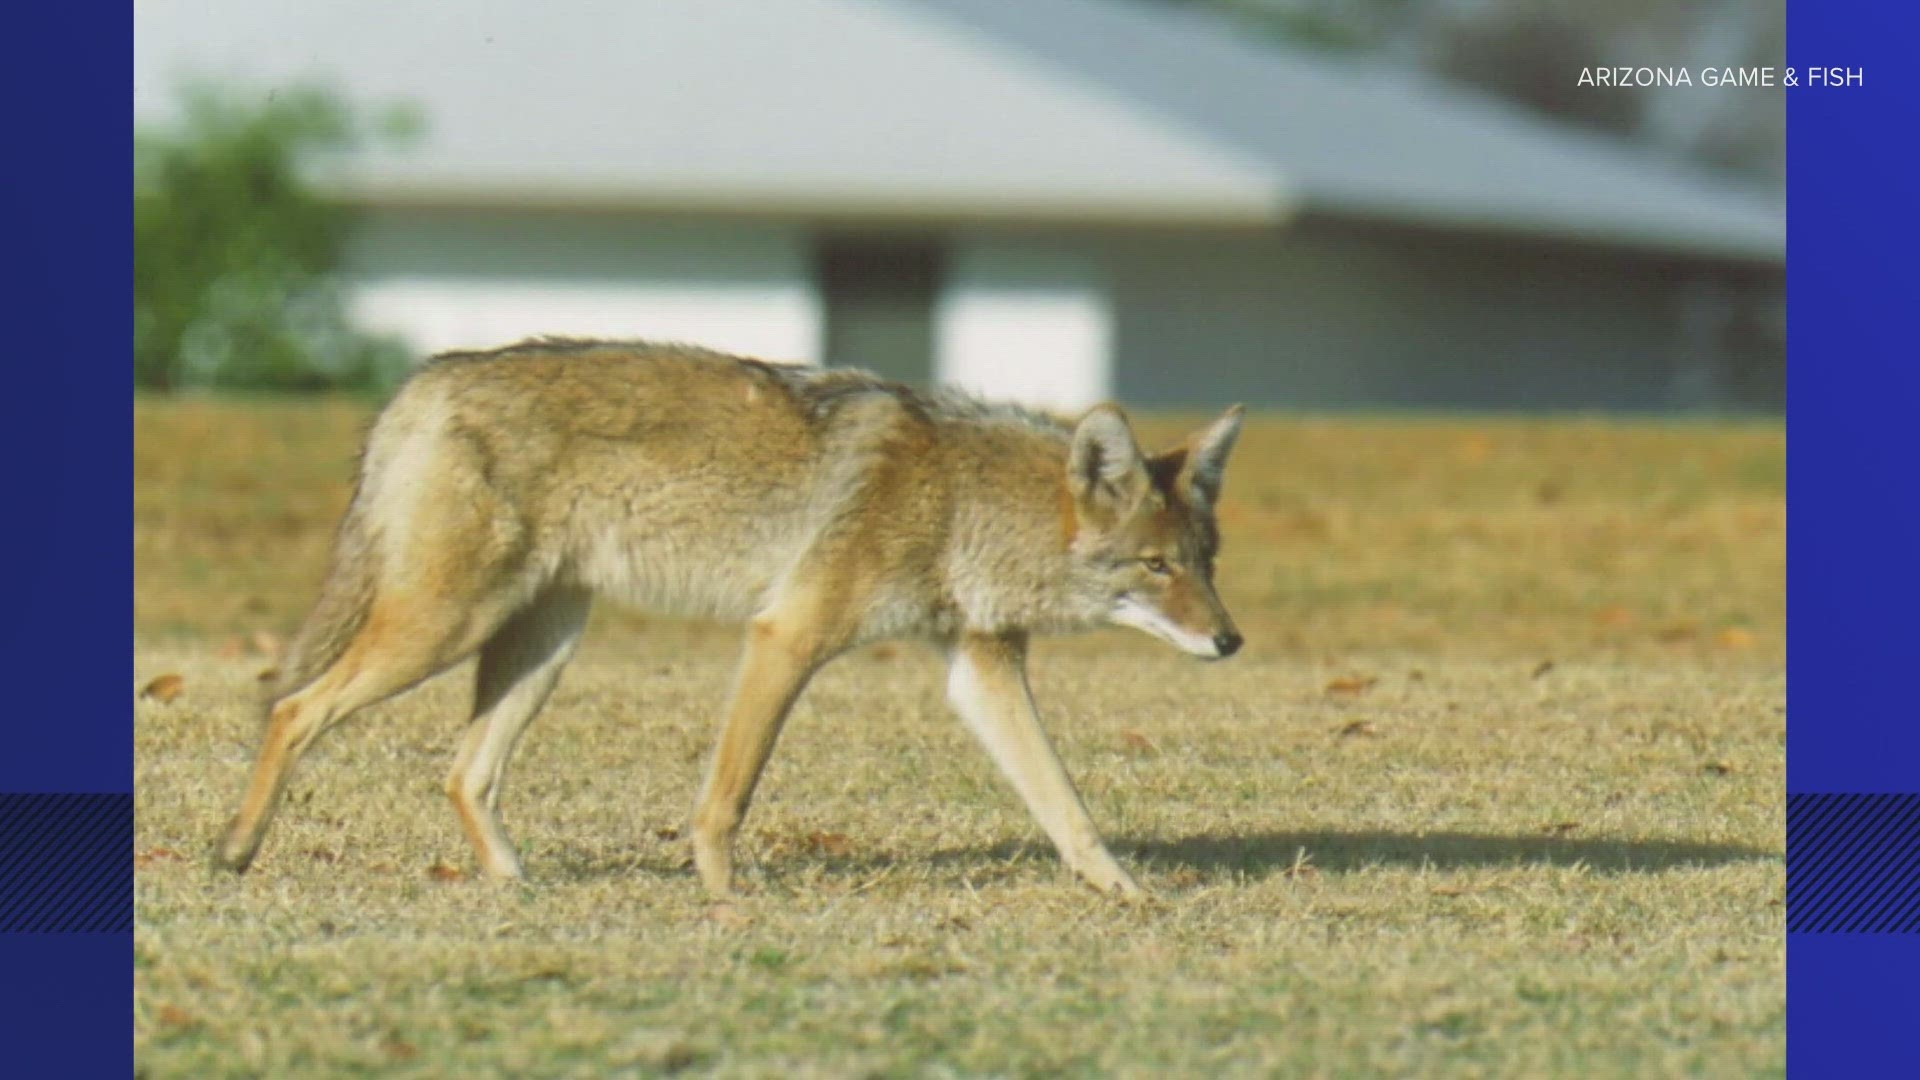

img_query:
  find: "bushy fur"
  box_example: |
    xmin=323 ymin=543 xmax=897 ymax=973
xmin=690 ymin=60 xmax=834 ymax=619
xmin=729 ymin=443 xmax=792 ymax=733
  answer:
xmin=217 ymin=339 xmax=1244 ymax=897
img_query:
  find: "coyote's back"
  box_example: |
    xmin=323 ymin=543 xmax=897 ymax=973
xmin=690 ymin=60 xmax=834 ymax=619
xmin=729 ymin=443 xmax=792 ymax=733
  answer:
xmin=361 ymin=341 xmax=890 ymax=622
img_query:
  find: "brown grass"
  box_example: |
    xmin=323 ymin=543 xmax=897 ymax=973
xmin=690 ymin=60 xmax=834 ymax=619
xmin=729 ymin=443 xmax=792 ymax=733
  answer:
xmin=134 ymin=398 xmax=1784 ymax=1076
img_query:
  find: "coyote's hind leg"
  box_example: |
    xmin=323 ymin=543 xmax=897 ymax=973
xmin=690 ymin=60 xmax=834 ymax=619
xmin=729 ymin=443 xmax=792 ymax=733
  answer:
xmin=445 ymin=587 xmax=592 ymax=880
xmin=214 ymin=589 xmax=523 ymax=874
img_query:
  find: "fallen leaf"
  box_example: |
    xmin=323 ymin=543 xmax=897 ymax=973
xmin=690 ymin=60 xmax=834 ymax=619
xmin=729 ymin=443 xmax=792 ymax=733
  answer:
xmin=1715 ymin=627 xmax=1756 ymax=650
xmin=427 ymin=861 xmax=465 ymax=882
xmin=1325 ymin=675 xmax=1378 ymax=695
xmin=654 ymin=825 xmax=681 ymax=841
xmin=251 ymin=630 xmax=284 ymax=659
xmin=706 ymin=903 xmax=751 ymax=928
xmin=308 ymin=848 xmax=340 ymax=864
xmin=1703 ymin=761 xmax=1737 ymax=776
xmin=1120 ymin=730 xmax=1160 ymax=755
xmin=1530 ymin=660 xmax=1556 ymax=680
xmin=1658 ymin=620 xmax=1700 ymax=644
xmin=804 ymin=831 xmax=854 ymax=857
xmin=155 ymin=1004 xmax=197 ymax=1030
xmin=1594 ymin=606 xmax=1634 ymax=628
xmin=255 ymin=666 xmax=281 ymax=683
xmin=1542 ymin=821 xmax=1581 ymax=836
xmin=139 ymin=674 xmax=185 ymax=704
xmin=1337 ymin=720 xmax=1379 ymax=738
xmin=134 ymin=847 xmax=184 ymax=869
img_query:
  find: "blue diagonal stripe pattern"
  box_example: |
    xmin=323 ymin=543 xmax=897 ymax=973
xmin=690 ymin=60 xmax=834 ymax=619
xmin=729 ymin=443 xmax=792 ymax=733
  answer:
xmin=1788 ymin=793 xmax=1920 ymax=933
xmin=0 ymin=794 xmax=132 ymax=933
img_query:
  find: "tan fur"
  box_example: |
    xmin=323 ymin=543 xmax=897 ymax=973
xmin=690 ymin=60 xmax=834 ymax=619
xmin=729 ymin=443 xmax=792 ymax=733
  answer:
xmin=213 ymin=339 xmax=1244 ymax=897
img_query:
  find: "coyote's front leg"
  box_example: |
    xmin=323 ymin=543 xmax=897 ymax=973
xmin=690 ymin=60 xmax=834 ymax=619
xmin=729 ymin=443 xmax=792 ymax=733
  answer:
xmin=691 ymin=609 xmax=830 ymax=897
xmin=946 ymin=631 xmax=1141 ymax=896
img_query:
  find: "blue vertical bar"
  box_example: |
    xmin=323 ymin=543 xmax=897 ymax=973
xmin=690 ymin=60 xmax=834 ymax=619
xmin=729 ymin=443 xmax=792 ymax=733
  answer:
xmin=0 ymin=1 xmax=132 ymax=1074
xmin=1788 ymin=0 xmax=1920 ymax=1072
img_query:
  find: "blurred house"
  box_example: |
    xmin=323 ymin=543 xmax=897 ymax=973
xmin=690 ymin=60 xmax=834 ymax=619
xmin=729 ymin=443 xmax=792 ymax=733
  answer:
xmin=134 ymin=0 xmax=1784 ymax=412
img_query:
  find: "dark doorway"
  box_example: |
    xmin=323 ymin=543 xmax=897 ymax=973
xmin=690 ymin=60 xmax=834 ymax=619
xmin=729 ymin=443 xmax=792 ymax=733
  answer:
xmin=815 ymin=236 xmax=945 ymax=386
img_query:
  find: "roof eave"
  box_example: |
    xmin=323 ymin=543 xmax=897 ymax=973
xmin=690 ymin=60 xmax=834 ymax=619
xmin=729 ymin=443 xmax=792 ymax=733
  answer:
xmin=1309 ymin=196 xmax=1785 ymax=267
xmin=329 ymin=177 xmax=1294 ymax=231
xmin=325 ymin=177 xmax=1779 ymax=263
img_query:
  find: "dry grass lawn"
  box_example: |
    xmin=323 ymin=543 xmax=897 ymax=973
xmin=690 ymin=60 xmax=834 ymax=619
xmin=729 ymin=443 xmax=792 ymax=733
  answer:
xmin=134 ymin=397 xmax=1785 ymax=1077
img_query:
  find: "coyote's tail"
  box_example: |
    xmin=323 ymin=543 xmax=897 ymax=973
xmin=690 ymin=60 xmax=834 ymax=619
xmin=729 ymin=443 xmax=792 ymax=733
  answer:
xmin=271 ymin=501 xmax=378 ymax=698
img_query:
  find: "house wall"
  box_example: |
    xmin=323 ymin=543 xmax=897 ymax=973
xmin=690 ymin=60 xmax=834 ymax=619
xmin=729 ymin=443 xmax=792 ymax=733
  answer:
xmin=344 ymin=210 xmax=823 ymax=364
xmin=339 ymin=210 xmax=1781 ymax=414
xmin=1097 ymin=222 xmax=1783 ymax=412
xmin=934 ymin=238 xmax=1112 ymax=410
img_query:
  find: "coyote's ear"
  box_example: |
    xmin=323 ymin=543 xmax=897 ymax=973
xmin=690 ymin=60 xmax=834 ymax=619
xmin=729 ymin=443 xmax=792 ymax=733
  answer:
xmin=1179 ymin=405 xmax=1244 ymax=505
xmin=1068 ymin=404 xmax=1147 ymax=509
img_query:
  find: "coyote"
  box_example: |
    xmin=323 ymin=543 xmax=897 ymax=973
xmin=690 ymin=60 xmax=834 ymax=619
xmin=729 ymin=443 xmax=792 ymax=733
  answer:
xmin=213 ymin=339 xmax=1244 ymax=896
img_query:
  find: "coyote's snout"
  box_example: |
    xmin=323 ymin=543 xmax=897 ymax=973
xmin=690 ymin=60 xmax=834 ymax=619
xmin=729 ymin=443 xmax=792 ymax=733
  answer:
xmin=213 ymin=339 xmax=1245 ymax=897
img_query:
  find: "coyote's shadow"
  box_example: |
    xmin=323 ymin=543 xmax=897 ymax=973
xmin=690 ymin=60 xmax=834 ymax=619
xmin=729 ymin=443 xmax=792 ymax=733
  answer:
xmin=1121 ymin=828 xmax=1777 ymax=875
xmin=820 ymin=828 xmax=1777 ymax=880
xmin=540 ymin=828 xmax=1776 ymax=884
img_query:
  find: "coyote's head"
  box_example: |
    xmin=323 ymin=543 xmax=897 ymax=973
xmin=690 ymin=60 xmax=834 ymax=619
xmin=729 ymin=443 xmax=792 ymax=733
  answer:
xmin=1063 ymin=404 xmax=1245 ymax=660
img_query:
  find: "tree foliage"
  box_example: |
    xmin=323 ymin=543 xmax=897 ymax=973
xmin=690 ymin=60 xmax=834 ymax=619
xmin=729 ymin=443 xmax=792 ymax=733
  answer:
xmin=1159 ymin=0 xmax=1785 ymax=184
xmin=135 ymin=84 xmax=416 ymax=391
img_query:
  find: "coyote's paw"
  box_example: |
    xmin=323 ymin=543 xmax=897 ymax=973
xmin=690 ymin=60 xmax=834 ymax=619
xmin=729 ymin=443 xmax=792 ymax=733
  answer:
xmin=692 ymin=836 xmax=736 ymax=899
xmin=211 ymin=820 xmax=258 ymax=874
xmin=1076 ymin=860 xmax=1144 ymax=900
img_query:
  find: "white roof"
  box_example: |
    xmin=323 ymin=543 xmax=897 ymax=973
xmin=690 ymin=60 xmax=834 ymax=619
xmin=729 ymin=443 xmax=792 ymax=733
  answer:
xmin=134 ymin=0 xmax=1782 ymax=260
xmin=133 ymin=0 xmax=1283 ymax=226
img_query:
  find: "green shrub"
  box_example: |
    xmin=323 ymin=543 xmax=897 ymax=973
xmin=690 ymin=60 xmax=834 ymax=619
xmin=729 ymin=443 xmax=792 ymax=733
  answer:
xmin=135 ymin=83 xmax=418 ymax=391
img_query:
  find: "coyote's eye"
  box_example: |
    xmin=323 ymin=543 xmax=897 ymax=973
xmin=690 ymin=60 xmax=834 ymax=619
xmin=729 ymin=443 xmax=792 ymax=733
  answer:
xmin=1140 ymin=555 xmax=1171 ymax=575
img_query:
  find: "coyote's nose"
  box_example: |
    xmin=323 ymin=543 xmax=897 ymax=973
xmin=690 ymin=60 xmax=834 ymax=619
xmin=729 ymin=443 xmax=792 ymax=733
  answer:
xmin=1213 ymin=631 xmax=1243 ymax=658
